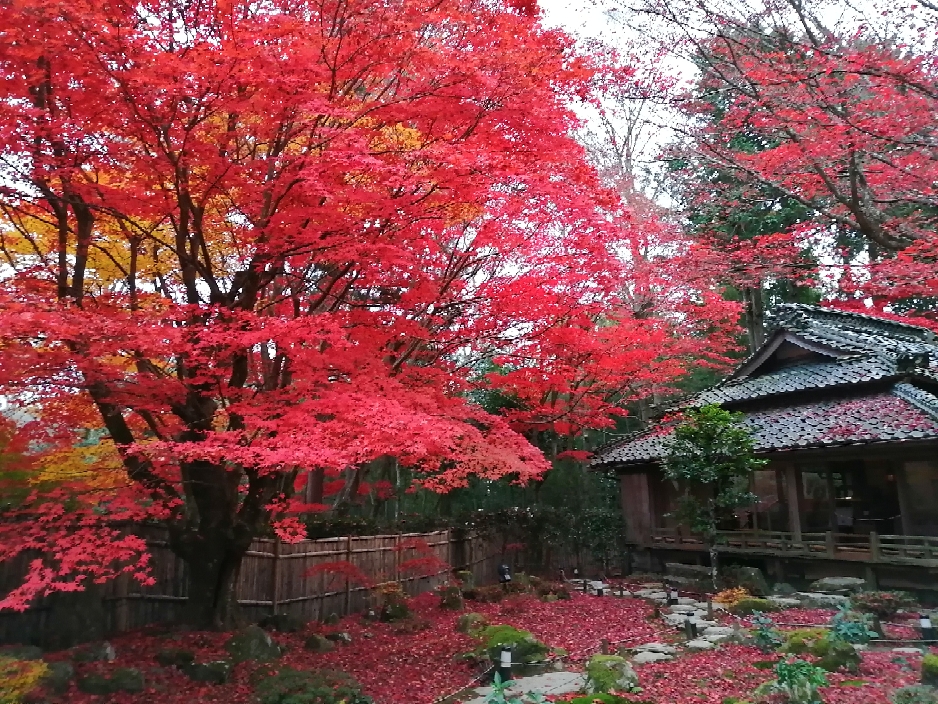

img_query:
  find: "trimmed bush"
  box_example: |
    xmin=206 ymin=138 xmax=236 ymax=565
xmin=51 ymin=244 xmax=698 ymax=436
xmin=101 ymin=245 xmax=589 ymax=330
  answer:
xmin=475 ymin=625 xmax=550 ymax=664
xmin=378 ymin=583 xmax=411 ymax=622
xmin=438 ymin=584 xmax=463 ymax=610
xmin=815 ymin=639 xmax=861 ymax=673
xmin=535 ymin=582 xmax=571 ymax=601
xmin=922 ymin=655 xmax=938 ymax=687
xmin=781 ymin=629 xmax=829 ymax=655
xmin=254 ymin=668 xmax=373 ymax=704
xmin=473 ymin=585 xmax=505 ymax=603
xmin=156 ymin=648 xmax=196 ymax=668
xmin=570 ymin=695 xmax=635 ymax=704
xmin=456 ymin=613 xmax=489 ymax=636
xmin=584 ymin=654 xmax=639 ymax=694
xmin=892 ymin=685 xmax=938 ymax=704
xmin=729 ymin=598 xmax=777 ymax=615
xmin=225 ymin=625 xmax=282 ymax=663
xmin=0 ymin=656 xmax=48 ymax=704
xmin=851 ymin=591 xmax=918 ymax=619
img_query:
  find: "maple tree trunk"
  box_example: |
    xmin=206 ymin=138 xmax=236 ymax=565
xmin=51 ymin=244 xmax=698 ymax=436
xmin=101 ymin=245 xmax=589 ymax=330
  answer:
xmin=172 ymin=525 xmax=253 ymax=630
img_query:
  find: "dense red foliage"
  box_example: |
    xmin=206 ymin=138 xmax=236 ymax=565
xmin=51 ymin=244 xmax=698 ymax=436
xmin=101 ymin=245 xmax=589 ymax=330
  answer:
xmin=0 ymin=0 xmax=739 ymax=618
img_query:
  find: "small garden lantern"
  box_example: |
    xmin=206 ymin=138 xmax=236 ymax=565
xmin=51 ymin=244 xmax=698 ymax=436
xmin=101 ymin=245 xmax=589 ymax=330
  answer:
xmin=498 ymin=564 xmax=512 ymax=585
xmin=498 ymin=645 xmax=513 ymax=682
xmin=684 ymin=617 xmax=698 ymax=640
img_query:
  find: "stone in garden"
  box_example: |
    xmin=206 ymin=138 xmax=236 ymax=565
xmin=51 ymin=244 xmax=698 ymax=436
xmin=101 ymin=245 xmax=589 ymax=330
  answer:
xmin=663 ymin=614 xmax=687 ymax=628
xmin=456 ymin=613 xmax=489 ymax=634
xmin=156 ymin=648 xmax=196 ymax=668
xmin=808 ymin=577 xmax=868 ymax=594
xmin=676 ymin=597 xmax=697 ymax=606
xmin=634 ymin=643 xmax=677 ymax=655
xmin=893 ymin=648 xmax=923 ymax=654
xmin=816 ymin=639 xmax=861 ymax=672
xmin=224 ymin=625 xmax=281 ymax=663
xmin=584 ymin=654 xmax=639 ymax=693
xmin=73 ymin=641 xmax=117 ymax=663
xmin=304 ymin=634 xmax=335 ymax=653
xmin=324 ymin=631 xmax=352 ymax=644
xmin=669 ymin=604 xmax=697 ymax=614
xmin=796 ymin=592 xmax=850 ymax=608
xmin=324 ymin=613 xmax=341 ymax=625
xmin=259 ymin=612 xmax=306 ymax=633
xmin=632 ymin=651 xmax=674 ymax=664
xmin=665 ymin=563 xmax=712 ymax=579
xmin=704 ymin=633 xmax=732 ymax=644
xmin=772 ymin=582 xmax=796 ymax=596
xmin=692 ymin=619 xmax=718 ymax=629
xmin=638 ymin=583 xmax=665 ymax=590
xmin=184 ymin=660 xmax=232 ymax=685
xmin=723 ymin=565 xmax=770 ymax=596
xmin=703 ymin=626 xmax=734 ymax=637
xmin=686 ymin=639 xmax=715 ymax=651
xmin=78 ymin=667 xmax=145 ymax=694
xmin=768 ymin=597 xmax=801 ymax=609
xmin=0 ymin=645 xmax=43 ymax=660
xmin=40 ymin=661 xmax=75 ymax=694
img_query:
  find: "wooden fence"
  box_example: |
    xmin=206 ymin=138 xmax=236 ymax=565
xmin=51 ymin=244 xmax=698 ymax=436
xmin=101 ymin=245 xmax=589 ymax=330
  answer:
xmin=0 ymin=527 xmax=503 ymax=646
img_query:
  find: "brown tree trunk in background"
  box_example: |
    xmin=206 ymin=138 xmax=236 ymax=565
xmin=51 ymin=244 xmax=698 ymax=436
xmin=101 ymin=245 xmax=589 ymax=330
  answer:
xmin=744 ymin=286 xmax=766 ymax=353
xmin=307 ymin=467 xmax=325 ymax=505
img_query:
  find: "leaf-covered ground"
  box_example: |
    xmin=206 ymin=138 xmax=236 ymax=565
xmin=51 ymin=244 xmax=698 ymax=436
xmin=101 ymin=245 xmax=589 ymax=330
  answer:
xmin=36 ymin=590 xmax=927 ymax=704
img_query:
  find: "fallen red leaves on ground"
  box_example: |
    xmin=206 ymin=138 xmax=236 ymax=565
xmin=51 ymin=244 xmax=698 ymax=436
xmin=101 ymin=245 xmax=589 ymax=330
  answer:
xmin=37 ymin=592 xmax=932 ymax=704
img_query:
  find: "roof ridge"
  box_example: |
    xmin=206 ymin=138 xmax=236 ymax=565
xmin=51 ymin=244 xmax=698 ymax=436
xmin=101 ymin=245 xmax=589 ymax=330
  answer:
xmin=893 ymin=383 xmax=938 ymax=423
xmin=771 ymin=303 xmax=937 ymax=341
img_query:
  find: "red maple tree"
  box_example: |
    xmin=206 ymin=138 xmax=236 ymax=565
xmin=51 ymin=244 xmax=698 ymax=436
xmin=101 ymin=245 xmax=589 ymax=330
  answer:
xmin=0 ymin=0 xmax=737 ymax=626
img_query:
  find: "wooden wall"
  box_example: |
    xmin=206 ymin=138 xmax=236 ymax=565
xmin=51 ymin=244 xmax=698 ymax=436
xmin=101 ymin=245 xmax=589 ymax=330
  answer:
xmin=0 ymin=527 xmax=502 ymax=646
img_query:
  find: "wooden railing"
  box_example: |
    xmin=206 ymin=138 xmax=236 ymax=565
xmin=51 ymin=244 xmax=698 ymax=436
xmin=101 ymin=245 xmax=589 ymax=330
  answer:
xmin=647 ymin=528 xmax=938 ymax=565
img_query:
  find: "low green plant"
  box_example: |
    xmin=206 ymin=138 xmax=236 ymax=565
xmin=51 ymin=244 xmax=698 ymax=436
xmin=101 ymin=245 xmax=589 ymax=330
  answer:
xmin=254 ymin=668 xmax=372 ymax=704
xmin=828 ymin=606 xmax=877 ymax=645
xmin=570 ymin=695 xmax=634 ymax=704
xmin=922 ymin=655 xmax=938 ymax=687
xmin=755 ymin=658 xmax=829 ymax=704
xmin=0 ymin=657 xmax=49 ymax=704
xmin=584 ymin=654 xmax=639 ymax=694
xmin=781 ymin=629 xmax=828 ymax=655
xmin=892 ymin=685 xmax=938 ymax=704
xmin=475 ymin=625 xmax=550 ymax=665
xmin=730 ymin=598 xmax=777 ymax=616
xmin=483 ymin=673 xmax=546 ymax=704
xmin=752 ymin=613 xmax=782 ymax=653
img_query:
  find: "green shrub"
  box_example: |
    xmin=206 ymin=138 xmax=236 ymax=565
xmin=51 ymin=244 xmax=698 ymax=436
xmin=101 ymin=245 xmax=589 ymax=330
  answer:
xmin=829 ymin=607 xmax=877 ymax=645
xmin=922 ymin=655 xmax=938 ymax=687
xmin=755 ymin=659 xmax=828 ymax=704
xmin=569 ymin=695 xmax=635 ymax=704
xmin=474 ymin=585 xmax=506 ymax=603
xmin=254 ymin=668 xmax=372 ymax=704
xmin=534 ymin=582 xmax=571 ymax=601
xmin=815 ymin=639 xmax=861 ymax=673
xmin=475 ymin=625 xmax=550 ymax=664
xmin=752 ymin=613 xmax=782 ymax=653
xmin=584 ymin=654 xmax=639 ymax=694
xmin=851 ymin=591 xmax=918 ymax=619
xmin=892 ymin=685 xmax=938 ymax=704
xmin=730 ymin=598 xmax=777 ymax=615
xmin=456 ymin=613 xmax=489 ymax=636
xmin=438 ymin=584 xmax=464 ymax=610
xmin=781 ymin=629 xmax=829 ymax=655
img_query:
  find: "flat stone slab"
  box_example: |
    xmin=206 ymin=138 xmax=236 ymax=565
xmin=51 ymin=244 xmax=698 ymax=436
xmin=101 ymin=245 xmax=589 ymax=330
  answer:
xmin=768 ymin=597 xmax=801 ymax=608
xmin=638 ymin=583 xmax=665 ymax=590
xmin=703 ymin=633 xmax=732 ymax=643
xmin=796 ymin=592 xmax=850 ymax=608
xmin=635 ymin=590 xmax=668 ymax=600
xmin=632 ymin=651 xmax=674 ymax=664
xmin=669 ymin=605 xmax=697 ymax=614
xmin=686 ymin=639 xmax=715 ymax=651
xmin=634 ymin=643 xmax=677 ymax=655
xmin=461 ymin=672 xmax=586 ymax=704
xmin=676 ymin=597 xmax=697 ymax=606
xmin=702 ymin=626 xmax=734 ymax=637
xmin=893 ymin=647 xmax=923 ymax=655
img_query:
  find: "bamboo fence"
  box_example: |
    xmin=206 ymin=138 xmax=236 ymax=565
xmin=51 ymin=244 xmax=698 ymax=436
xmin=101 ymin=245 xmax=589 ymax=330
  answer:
xmin=0 ymin=527 xmax=503 ymax=645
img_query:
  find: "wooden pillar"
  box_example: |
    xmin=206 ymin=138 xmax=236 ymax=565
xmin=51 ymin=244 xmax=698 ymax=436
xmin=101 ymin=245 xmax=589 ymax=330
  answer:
xmin=619 ymin=471 xmax=654 ymax=544
xmin=344 ymin=536 xmax=353 ymax=615
xmin=785 ymin=464 xmax=802 ymax=542
xmin=895 ymin=461 xmax=914 ymax=535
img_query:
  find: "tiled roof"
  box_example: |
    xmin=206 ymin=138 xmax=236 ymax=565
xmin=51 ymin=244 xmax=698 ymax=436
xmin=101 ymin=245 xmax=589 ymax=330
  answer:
xmin=592 ymin=305 xmax=938 ymax=469
xmin=592 ymin=385 xmax=938 ymax=467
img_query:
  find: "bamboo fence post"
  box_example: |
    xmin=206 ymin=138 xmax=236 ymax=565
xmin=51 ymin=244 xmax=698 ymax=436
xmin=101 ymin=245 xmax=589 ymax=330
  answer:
xmin=394 ymin=534 xmax=401 ymax=583
xmin=344 ymin=535 xmax=353 ymax=615
xmin=271 ymin=538 xmax=282 ymax=615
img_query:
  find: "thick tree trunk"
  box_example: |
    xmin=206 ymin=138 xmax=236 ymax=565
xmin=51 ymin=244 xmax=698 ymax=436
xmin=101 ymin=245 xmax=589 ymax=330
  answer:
xmin=172 ymin=525 xmax=253 ymax=629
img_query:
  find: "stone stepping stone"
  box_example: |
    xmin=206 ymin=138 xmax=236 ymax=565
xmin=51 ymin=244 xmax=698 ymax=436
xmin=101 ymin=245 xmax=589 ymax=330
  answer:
xmin=676 ymin=597 xmax=697 ymax=606
xmin=632 ymin=651 xmax=674 ymax=664
xmin=702 ymin=626 xmax=734 ymax=637
xmin=892 ymin=648 xmax=923 ymax=655
xmin=633 ymin=643 xmax=677 ymax=655
xmin=686 ymin=639 xmax=715 ymax=651
xmin=635 ymin=590 xmax=668 ymax=600
xmin=768 ymin=597 xmax=801 ymax=608
xmin=669 ymin=605 xmax=697 ymax=614
xmin=461 ymin=672 xmax=586 ymax=704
